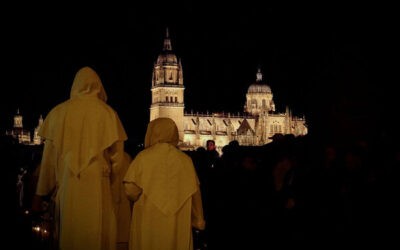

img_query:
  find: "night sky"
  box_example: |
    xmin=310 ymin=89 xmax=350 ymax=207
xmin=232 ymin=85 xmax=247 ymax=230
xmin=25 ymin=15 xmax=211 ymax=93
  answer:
xmin=1 ymin=5 xmax=395 ymax=146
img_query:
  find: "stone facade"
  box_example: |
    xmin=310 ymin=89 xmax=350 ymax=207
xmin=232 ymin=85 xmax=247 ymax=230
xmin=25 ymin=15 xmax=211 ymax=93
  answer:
xmin=150 ymin=29 xmax=308 ymax=152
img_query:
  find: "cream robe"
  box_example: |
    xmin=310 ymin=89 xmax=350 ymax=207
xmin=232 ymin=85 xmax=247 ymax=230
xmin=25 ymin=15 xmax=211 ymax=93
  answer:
xmin=123 ymin=118 xmax=205 ymax=250
xmin=111 ymin=152 xmax=132 ymax=250
xmin=36 ymin=66 xmax=127 ymax=250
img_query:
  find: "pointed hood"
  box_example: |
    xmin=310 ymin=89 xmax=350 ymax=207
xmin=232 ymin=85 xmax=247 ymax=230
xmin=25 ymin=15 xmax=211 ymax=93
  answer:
xmin=144 ymin=117 xmax=179 ymax=148
xmin=70 ymin=66 xmax=108 ymax=101
xmin=39 ymin=66 xmax=127 ymax=176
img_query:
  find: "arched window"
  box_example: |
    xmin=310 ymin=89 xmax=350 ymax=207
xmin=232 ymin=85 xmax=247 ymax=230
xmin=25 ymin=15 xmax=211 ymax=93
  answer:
xmin=251 ymin=99 xmax=257 ymax=108
xmin=175 ymin=96 xmax=178 ymax=103
xmin=165 ymin=96 xmax=169 ymax=102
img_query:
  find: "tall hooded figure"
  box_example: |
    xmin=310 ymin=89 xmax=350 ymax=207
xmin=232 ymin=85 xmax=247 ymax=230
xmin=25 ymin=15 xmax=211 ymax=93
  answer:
xmin=34 ymin=66 xmax=128 ymax=250
xmin=123 ymin=117 xmax=205 ymax=250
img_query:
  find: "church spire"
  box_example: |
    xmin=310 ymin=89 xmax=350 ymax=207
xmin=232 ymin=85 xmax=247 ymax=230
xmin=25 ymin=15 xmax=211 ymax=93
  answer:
xmin=163 ymin=27 xmax=172 ymax=51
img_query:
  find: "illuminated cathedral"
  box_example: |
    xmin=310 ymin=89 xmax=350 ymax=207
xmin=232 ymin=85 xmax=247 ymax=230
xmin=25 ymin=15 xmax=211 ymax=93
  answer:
xmin=149 ymin=29 xmax=308 ymax=151
xmin=5 ymin=109 xmax=43 ymax=145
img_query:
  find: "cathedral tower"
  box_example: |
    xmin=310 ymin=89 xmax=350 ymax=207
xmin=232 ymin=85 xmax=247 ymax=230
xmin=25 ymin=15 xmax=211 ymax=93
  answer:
xmin=6 ymin=109 xmax=31 ymax=144
xmin=149 ymin=28 xmax=185 ymax=140
xmin=14 ymin=108 xmax=23 ymax=129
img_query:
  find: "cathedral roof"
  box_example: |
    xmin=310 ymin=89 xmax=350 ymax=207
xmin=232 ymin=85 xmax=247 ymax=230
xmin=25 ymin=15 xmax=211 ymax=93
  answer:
xmin=237 ymin=119 xmax=255 ymax=136
xmin=156 ymin=27 xmax=178 ymax=65
xmin=157 ymin=52 xmax=178 ymax=64
xmin=247 ymin=84 xmax=271 ymax=94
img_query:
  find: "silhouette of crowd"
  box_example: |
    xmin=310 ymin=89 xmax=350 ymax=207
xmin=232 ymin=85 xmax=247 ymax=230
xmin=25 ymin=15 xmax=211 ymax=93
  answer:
xmin=186 ymin=133 xmax=399 ymax=248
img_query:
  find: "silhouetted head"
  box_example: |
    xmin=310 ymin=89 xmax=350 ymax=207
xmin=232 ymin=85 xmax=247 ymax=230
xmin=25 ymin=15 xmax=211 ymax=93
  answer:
xmin=206 ymin=140 xmax=216 ymax=151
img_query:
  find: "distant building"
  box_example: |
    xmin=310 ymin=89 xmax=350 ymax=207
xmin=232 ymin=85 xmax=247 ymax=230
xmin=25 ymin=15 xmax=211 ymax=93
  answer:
xmin=5 ymin=109 xmax=44 ymax=145
xmin=32 ymin=115 xmax=44 ymax=145
xmin=149 ymin=29 xmax=308 ymax=152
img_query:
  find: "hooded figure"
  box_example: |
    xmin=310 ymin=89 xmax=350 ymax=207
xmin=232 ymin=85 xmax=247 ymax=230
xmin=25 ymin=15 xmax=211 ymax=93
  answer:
xmin=123 ymin=117 xmax=205 ymax=250
xmin=35 ymin=66 xmax=127 ymax=250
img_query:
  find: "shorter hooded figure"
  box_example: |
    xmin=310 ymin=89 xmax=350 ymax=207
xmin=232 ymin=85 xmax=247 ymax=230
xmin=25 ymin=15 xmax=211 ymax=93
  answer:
xmin=34 ymin=66 xmax=127 ymax=250
xmin=123 ymin=117 xmax=205 ymax=250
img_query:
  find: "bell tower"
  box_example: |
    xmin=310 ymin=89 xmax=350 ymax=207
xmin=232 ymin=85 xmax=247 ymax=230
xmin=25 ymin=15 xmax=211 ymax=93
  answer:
xmin=13 ymin=108 xmax=23 ymax=129
xmin=149 ymin=28 xmax=185 ymax=140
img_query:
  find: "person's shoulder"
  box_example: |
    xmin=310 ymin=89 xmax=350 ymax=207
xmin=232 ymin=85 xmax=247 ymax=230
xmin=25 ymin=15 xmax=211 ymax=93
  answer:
xmin=91 ymin=100 xmax=121 ymax=118
xmin=54 ymin=100 xmax=70 ymax=109
xmin=89 ymin=98 xmax=113 ymax=110
xmin=176 ymin=149 xmax=194 ymax=162
xmin=45 ymin=100 xmax=69 ymax=118
xmin=103 ymin=102 xmax=121 ymax=116
xmin=134 ymin=147 xmax=154 ymax=159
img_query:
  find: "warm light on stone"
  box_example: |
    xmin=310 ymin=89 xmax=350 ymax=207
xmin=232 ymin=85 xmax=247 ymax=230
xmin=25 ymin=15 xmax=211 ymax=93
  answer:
xmin=150 ymin=29 xmax=308 ymax=152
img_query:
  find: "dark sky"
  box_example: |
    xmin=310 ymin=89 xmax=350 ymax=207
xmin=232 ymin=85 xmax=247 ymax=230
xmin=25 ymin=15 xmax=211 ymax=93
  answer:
xmin=1 ymin=5 xmax=396 ymax=146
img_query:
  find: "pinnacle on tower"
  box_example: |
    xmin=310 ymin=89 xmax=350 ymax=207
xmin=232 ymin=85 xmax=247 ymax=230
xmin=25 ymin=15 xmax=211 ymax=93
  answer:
xmin=163 ymin=27 xmax=172 ymax=51
xmin=256 ymin=67 xmax=263 ymax=82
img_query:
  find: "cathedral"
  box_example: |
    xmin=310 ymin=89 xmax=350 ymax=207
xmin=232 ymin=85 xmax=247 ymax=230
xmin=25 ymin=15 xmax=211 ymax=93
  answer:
xmin=149 ymin=29 xmax=308 ymax=152
xmin=5 ymin=109 xmax=43 ymax=145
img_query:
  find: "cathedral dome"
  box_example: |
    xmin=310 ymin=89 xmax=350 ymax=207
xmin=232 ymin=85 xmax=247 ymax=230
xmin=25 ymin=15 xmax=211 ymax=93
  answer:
xmin=247 ymin=84 xmax=271 ymax=94
xmin=247 ymin=68 xmax=271 ymax=94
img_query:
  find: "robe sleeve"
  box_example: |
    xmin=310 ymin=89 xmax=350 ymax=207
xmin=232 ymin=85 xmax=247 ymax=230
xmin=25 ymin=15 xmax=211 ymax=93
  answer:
xmin=191 ymin=186 xmax=206 ymax=230
xmin=108 ymin=140 xmax=125 ymax=174
xmin=108 ymin=141 xmax=130 ymax=206
xmin=36 ymin=139 xmax=57 ymax=196
xmin=123 ymin=182 xmax=143 ymax=202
